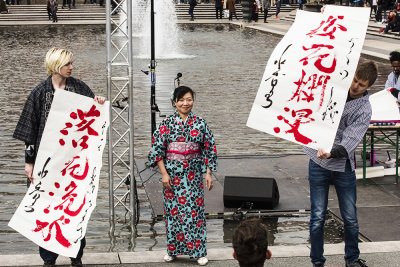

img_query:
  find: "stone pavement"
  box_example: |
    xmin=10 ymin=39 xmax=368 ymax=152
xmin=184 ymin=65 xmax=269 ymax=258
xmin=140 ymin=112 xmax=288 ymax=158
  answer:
xmin=1 ymin=241 xmax=400 ymax=266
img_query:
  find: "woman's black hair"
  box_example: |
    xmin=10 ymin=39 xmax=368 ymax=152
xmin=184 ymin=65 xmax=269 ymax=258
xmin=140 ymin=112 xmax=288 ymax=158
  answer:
xmin=171 ymin=86 xmax=195 ymax=107
xmin=389 ymin=51 xmax=400 ymax=63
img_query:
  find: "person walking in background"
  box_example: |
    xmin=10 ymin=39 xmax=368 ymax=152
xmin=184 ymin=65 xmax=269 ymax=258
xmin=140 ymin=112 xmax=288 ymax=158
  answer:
xmin=215 ymin=0 xmax=223 ymax=19
xmin=0 ymin=0 xmax=8 ymax=13
xmin=13 ymin=48 xmax=106 ymax=267
xmin=376 ymin=0 xmax=383 ymax=22
xmin=382 ymin=0 xmax=389 ymax=21
xmin=303 ymin=61 xmax=378 ymax=267
xmin=262 ymin=0 xmax=270 ymax=22
xmin=298 ymin=0 xmax=304 ymax=10
xmin=188 ymin=0 xmax=197 ymax=21
xmin=251 ymin=0 xmax=259 ymax=22
xmin=148 ymin=86 xmax=218 ymax=266
xmin=275 ymin=0 xmax=281 ymax=18
xmin=232 ymin=219 xmax=272 ymax=267
xmin=46 ymin=0 xmax=52 ymax=20
xmin=226 ymin=0 xmax=238 ymax=20
xmin=370 ymin=0 xmax=377 ymax=18
xmin=50 ymin=0 xmax=58 ymax=22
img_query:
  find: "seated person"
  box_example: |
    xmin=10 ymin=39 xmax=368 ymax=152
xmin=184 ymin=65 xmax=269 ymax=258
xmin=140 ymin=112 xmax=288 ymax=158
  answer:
xmin=232 ymin=218 xmax=272 ymax=267
xmin=386 ymin=51 xmax=400 ymax=100
xmin=382 ymin=9 xmax=400 ymax=34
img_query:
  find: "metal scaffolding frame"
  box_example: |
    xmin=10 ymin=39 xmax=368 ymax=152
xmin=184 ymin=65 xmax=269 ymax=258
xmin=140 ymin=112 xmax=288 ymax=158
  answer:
xmin=106 ymin=0 xmax=137 ymax=243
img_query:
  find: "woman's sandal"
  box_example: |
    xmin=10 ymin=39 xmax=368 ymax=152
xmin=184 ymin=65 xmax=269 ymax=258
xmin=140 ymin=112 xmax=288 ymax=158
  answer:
xmin=197 ymin=257 xmax=208 ymax=266
xmin=163 ymin=254 xmax=176 ymax=262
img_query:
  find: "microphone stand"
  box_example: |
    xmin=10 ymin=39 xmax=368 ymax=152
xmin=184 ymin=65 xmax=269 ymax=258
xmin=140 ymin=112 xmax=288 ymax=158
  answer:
xmin=150 ymin=0 xmax=157 ymax=136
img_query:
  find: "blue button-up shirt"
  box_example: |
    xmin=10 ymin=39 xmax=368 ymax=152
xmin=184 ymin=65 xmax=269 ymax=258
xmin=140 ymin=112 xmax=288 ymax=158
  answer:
xmin=303 ymin=92 xmax=372 ymax=172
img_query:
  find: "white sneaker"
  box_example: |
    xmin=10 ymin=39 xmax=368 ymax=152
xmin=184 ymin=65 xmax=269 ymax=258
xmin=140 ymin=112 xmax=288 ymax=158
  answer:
xmin=197 ymin=257 xmax=208 ymax=266
xmin=163 ymin=254 xmax=175 ymax=262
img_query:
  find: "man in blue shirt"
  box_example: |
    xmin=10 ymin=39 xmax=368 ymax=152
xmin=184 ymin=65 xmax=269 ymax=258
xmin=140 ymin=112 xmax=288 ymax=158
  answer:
xmin=386 ymin=51 xmax=400 ymax=93
xmin=303 ymin=61 xmax=378 ymax=267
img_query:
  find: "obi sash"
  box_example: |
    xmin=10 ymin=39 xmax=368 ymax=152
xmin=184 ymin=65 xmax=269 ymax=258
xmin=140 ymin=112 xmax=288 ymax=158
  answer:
xmin=166 ymin=142 xmax=201 ymax=161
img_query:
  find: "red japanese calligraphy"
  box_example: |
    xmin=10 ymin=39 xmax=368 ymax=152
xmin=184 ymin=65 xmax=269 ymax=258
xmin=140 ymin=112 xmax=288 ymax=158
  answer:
xmin=59 ymin=105 xmax=101 ymax=147
xmin=274 ymin=107 xmax=314 ymax=145
xmin=307 ymin=15 xmax=347 ymax=39
xmin=61 ymin=156 xmax=90 ymax=180
xmin=54 ymin=180 xmax=86 ymax=217
xmin=33 ymin=216 xmax=71 ymax=248
xmin=300 ymin=44 xmax=336 ymax=74
xmin=289 ymin=70 xmax=331 ymax=110
xmin=70 ymin=105 xmax=100 ymax=136
xmin=72 ymin=136 xmax=89 ymax=150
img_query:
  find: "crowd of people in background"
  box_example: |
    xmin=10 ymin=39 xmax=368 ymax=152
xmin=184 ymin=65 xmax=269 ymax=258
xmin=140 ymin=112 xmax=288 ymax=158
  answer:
xmin=1 ymin=0 xmax=399 ymax=35
xmin=182 ymin=0 xmax=400 ymax=32
xmin=1 ymin=0 xmax=119 ymax=20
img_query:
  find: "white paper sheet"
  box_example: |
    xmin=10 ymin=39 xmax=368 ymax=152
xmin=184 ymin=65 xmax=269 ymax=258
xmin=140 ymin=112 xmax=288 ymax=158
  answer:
xmin=247 ymin=6 xmax=370 ymax=151
xmin=369 ymin=89 xmax=400 ymax=121
xmin=9 ymin=90 xmax=110 ymax=258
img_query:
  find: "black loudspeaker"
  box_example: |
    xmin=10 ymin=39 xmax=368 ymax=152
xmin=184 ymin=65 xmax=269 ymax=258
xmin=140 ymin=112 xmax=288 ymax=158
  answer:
xmin=223 ymin=176 xmax=279 ymax=209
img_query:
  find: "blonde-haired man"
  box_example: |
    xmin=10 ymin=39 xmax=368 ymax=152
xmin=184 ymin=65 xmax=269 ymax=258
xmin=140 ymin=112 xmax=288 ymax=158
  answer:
xmin=13 ymin=47 xmax=105 ymax=267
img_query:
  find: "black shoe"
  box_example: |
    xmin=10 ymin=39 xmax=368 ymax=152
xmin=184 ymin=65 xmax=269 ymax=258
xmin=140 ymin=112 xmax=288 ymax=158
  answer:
xmin=70 ymin=258 xmax=83 ymax=267
xmin=43 ymin=260 xmax=56 ymax=267
xmin=313 ymin=264 xmax=324 ymax=267
xmin=346 ymin=259 xmax=368 ymax=267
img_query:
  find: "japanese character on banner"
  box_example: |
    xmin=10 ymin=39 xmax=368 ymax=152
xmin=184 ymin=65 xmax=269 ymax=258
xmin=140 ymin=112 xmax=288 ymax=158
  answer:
xmin=9 ymin=89 xmax=110 ymax=258
xmin=59 ymin=105 xmax=101 ymax=150
xmin=247 ymin=6 xmax=370 ymax=151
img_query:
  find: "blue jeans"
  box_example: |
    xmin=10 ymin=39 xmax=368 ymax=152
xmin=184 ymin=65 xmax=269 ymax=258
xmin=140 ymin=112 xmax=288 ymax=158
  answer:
xmin=308 ymin=160 xmax=359 ymax=265
xmin=39 ymin=237 xmax=86 ymax=262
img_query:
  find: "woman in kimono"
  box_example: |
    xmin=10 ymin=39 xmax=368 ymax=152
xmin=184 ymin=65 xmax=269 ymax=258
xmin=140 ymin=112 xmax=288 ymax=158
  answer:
xmin=13 ymin=47 xmax=105 ymax=267
xmin=148 ymin=86 xmax=218 ymax=266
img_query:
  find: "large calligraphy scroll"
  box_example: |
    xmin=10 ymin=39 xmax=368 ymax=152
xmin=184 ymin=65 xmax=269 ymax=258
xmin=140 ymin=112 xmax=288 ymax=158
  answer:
xmin=9 ymin=90 xmax=109 ymax=257
xmin=247 ymin=6 xmax=370 ymax=151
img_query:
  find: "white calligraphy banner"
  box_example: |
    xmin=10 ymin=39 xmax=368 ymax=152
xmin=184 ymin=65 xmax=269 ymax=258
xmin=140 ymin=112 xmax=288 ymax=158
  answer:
xmin=247 ymin=6 xmax=370 ymax=151
xmin=9 ymin=90 xmax=109 ymax=258
xmin=369 ymin=90 xmax=400 ymax=121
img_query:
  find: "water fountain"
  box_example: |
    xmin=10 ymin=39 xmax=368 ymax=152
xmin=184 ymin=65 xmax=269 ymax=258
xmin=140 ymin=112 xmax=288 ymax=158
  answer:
xmin=121 ymin=0 xmax=185 ymax=59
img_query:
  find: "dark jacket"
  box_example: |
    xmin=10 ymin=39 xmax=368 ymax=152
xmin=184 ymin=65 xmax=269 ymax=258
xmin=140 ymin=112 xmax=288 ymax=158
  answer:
xmin=13 ymin=76 xmax=94 ymax=163
xmin=226 ymin=0 xmax=236 ymax=12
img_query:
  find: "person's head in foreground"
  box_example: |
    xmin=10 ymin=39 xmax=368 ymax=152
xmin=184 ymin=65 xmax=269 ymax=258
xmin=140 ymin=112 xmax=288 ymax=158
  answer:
xmin=349 ymin=61 xmax=378 ymax=99
xmin=232 ymin=218 xmax=272 ymax=267
xmin=389 ymin=51 xmax=400 ymax=76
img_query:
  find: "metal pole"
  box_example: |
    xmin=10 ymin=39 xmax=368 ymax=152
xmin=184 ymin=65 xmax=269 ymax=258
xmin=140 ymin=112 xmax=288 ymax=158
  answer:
xmin=106 ymin=0 xmax=115 ymax=240
xmin=127 ymin=0 xmax=137 ymax=237
xmin=150 ymin=0 xmax=156 ymax=135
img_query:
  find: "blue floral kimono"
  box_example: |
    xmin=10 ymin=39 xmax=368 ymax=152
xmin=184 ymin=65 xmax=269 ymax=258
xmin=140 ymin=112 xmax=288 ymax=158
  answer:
xmin=148 ymin=111 xmax=218 ymax=258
